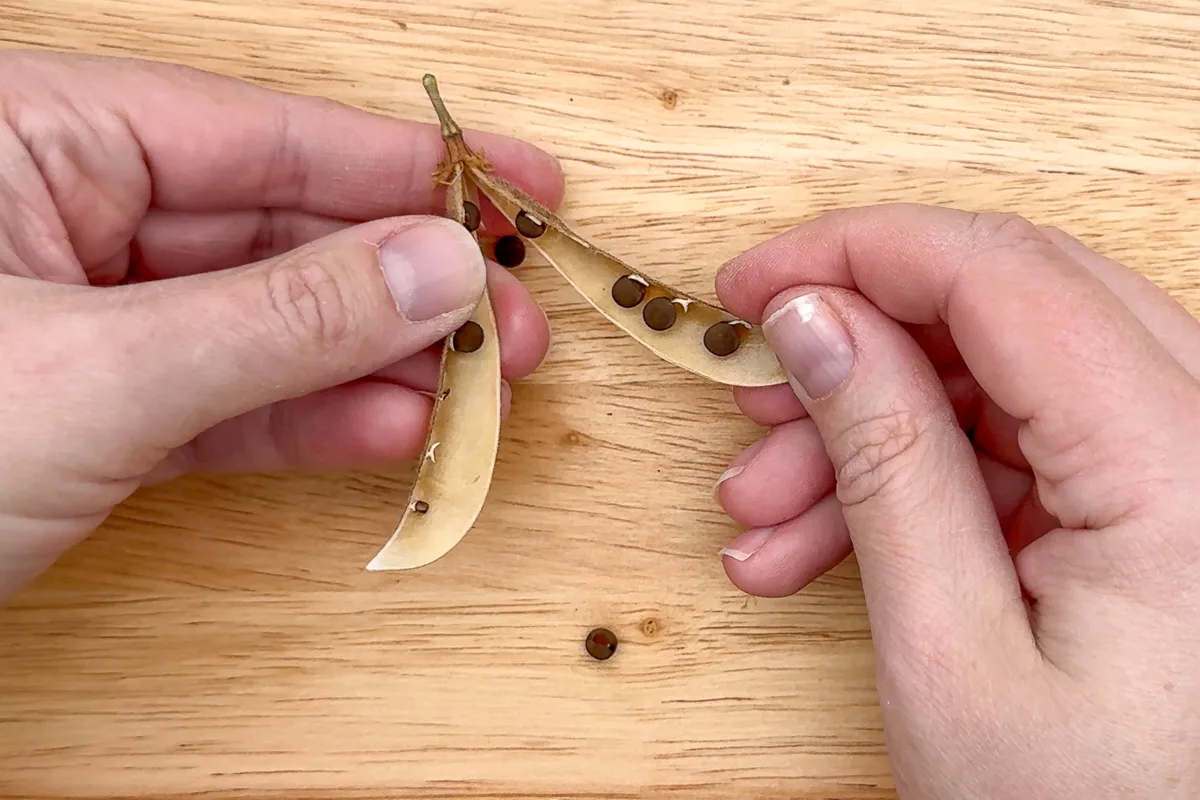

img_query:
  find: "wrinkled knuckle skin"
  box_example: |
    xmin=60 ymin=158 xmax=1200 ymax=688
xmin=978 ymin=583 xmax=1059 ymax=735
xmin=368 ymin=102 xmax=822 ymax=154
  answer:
xmin=832 ymin=408 xmax=928 ymax=510
xmin=262 ymin=257 xmax=355 ymax=355
xmin=966 ymin=211 xmax=1058 ymax=260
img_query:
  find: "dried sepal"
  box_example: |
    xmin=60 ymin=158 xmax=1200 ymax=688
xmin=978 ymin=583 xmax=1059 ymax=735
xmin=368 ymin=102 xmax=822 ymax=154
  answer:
xmin=366 ymin=87 xmax=503 ymax=572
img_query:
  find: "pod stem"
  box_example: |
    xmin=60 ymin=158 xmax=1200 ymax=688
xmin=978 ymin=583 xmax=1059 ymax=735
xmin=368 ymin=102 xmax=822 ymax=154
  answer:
xmin=423 ymin=74 xmax=461 ymax=139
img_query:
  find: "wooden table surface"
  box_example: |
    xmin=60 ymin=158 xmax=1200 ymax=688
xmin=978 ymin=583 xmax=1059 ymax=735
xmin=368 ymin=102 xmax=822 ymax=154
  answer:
xmin=3 ymin=1 xmax=1199 ymax=798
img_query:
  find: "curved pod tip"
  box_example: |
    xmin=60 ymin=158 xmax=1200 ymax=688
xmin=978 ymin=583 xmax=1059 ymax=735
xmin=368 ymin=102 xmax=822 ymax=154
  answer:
xmin=366 ymin=292 xmax=503 ymax=571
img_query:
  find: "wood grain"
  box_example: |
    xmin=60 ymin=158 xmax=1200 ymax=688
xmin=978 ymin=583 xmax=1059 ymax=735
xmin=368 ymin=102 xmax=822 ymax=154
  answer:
xmin=2 ymin=0 xmax=1199 ymax=797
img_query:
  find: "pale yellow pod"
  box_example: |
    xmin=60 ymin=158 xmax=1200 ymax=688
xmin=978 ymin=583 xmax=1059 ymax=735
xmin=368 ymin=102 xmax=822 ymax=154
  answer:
xmin=366 ymin=165 xmax=502 ymax=572
xmin=469 ymin=169 xmax=786 ymax=388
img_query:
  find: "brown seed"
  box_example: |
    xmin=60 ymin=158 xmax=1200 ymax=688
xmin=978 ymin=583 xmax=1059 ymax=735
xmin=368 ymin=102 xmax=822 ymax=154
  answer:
xmin=703 ymin=321 xmax=741 ymax=356
xmin=452 ymin=321 xmax=484 ymax=353
xmin=462 ymin=200 xmax=480 ymax=232
xmin=413 ymin=500 xmax=430 ymax=514
xmin=642 ymin=296 xmax=677 ymax=331
xmin=585 ymin=627 xmax=618 ymax=660
xmin=493 ymin=235 xmax=526 ymax=268
xmin=515 ymin=210 xmax=547 ymax=238
xmin=611 ymin=276 xmax=647 ymax=308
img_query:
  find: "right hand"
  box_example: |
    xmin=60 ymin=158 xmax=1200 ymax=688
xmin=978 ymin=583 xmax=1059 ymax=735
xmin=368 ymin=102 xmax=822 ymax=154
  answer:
xmin=713 ymin=204 xmax=1200 ymax=798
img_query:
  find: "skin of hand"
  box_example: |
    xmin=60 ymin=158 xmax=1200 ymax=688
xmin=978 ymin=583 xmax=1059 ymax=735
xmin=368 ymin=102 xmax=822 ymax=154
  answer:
xmin=712 ymin=204 xmax=1200 ymax=797
xmin=0 ymin=49 xmax=564 ymax=599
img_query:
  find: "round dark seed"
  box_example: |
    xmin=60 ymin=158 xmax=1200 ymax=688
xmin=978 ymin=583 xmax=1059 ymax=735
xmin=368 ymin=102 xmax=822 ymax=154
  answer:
xmin=703 ymin=321 xmax=741 ymax=357
xmin=585 ymin=627 xmax=618 ymax=660
xmin=452 ymin=321 xmax=484 ymax=353
xmin=642 ymin=296 xmax=677 ymax=331
xmin=462 ymin=201 xmax=481 ymax=232
xmin=515 ymin=210 xmax=547 ymax=238
xmin=493 ymin=235 xmax=526 ymax=268
xmin=413 ymin=500 xmax=430 ymax=514
xmin=611 ymin=276 xmax=647 ymax=308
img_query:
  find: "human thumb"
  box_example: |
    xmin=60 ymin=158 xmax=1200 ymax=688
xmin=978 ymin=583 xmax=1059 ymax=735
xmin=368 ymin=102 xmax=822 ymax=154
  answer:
xmin=96 ymin=215 xmax=486 ymax=449
xmin=759 ymin=287 xmax=1032 ymax=663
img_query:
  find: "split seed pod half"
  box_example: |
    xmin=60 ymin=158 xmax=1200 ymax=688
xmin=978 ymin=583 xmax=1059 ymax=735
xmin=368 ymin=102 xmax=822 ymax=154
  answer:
xmin=366 ymin=79 xmax=503 ymax=572
xmin=416 ymin=82 xmax=787 ymax=388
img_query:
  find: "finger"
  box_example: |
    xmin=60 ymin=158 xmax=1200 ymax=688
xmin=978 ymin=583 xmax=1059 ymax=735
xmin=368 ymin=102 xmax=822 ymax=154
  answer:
xmin=719 ymin=495 xmax=852 ymax=598
xmin=370 ymin=259 xmax=550 ymax=388
xmin=88 ymin=215 xmax=489 ymax=452
xmin=718 ymin=204 xmax=1199 ymax=534
xmin=477 ymin=259 xmax=551 ymax=382
xmin=372 ymin=345 xmax=443 ymax=394
xmin=731 ymin=383 xmax=810 ymax=426
xmin=12 ymin=51 xmax=564 ymax=221
xmin=718 ymin=450 xmax=1036 ymax=599
xmin=145 ymin=379 xmax=513 ymax=481
xmin=131 ymin=208 xmax=352 ymax=279
xmin=733 ymin=357 xmax=983 ymax=431
xmin=760 ymin=286 xmax=1033 ymax=656
xmin=1040 ymin=226 xmax=1200 ymax=378
xmin=715 ymin=418 xmax=835 ymax=529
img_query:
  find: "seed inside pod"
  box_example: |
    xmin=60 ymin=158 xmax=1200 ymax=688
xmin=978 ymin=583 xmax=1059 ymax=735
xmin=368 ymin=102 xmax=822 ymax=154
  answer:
xmin=452 ymin=321 xmax=484 ymax=353
xmin=642 ymin=296 xmax=677 ymax=331
xmin=515 ymin=210 xmax=547 ymax=238
xmin=413 ymin=500 xmax=430 ymax=514
xmin=462 ymin=200 xmax=481 ymax=232
xmin=703 ymin=321 xmax=741 ymax=356
xmin=585 ymin=627 xmax=618 ymax=660
xmin=493 ymin=235 xmax=526 ymax=268
xmin=611 ymin=275 xmax=647 ymax=308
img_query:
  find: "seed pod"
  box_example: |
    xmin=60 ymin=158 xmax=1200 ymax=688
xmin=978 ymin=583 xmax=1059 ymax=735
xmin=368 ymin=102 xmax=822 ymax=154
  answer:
xmin=426 ymin=76 xmax=783 ymax=389
xmin=366 ymin=75 xmax=503 ymax=572
xmin=370 ymin=74 xmax=786 ymax=573
xmin=466 ymin=164 xmax=785 ymax=387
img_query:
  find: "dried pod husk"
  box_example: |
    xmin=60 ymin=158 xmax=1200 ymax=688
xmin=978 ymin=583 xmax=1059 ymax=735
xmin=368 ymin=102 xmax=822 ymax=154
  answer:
xmin=467 ymin=168 xmax=785 ymax=387
xmin=367 ymin=146 xmax=503 ymax=571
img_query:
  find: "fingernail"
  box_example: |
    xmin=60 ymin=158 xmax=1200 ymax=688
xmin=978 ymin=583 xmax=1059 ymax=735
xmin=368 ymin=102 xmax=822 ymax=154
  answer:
xmin=713 ymin=438 xmax=765 ymax=499
xmin=763 ymin=293 xmax=854 ymax=399
xmin=713 ymin=466 xmax=744 ymax=499
xmin=379 ymin=218 xmax=486 ymax=321
xmin=719 ymin=527 xmax=775 ymax=562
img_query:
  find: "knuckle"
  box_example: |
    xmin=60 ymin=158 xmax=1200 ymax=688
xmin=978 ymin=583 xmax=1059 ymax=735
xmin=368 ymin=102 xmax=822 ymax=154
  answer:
xmin=831 ymin=406 xmax=933 ymax=510
xmin=261 ymin=256 xmax=355 ymax=354
xmin=965 ymin=211 xmax=1057 ymax=260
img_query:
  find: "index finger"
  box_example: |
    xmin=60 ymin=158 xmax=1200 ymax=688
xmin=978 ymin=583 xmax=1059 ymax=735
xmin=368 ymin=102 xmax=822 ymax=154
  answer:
xmin=716 ymin=203 xmax=1199 ymax=532
xmin=16 ymin=50 xmax=564 ymax=221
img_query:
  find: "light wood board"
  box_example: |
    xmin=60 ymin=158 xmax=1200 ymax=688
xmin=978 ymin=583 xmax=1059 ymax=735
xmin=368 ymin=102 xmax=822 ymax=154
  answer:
xmin=2 ymin=1 xmax=1199 ymax=797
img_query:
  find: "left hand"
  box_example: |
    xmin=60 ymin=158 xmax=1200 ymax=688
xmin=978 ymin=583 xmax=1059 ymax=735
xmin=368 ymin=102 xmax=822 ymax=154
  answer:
xmin=0 ymin=49 xmax=563 ymax=598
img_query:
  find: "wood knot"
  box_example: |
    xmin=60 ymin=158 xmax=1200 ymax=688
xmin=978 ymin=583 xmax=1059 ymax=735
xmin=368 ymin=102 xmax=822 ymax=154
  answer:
xmin=640 ymin=617 xmax=661 ymax=638
xmin=659 ymin=89 xmax=678 ymax=110
xmin=560 ymin=430 xmax=588 ymax=447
